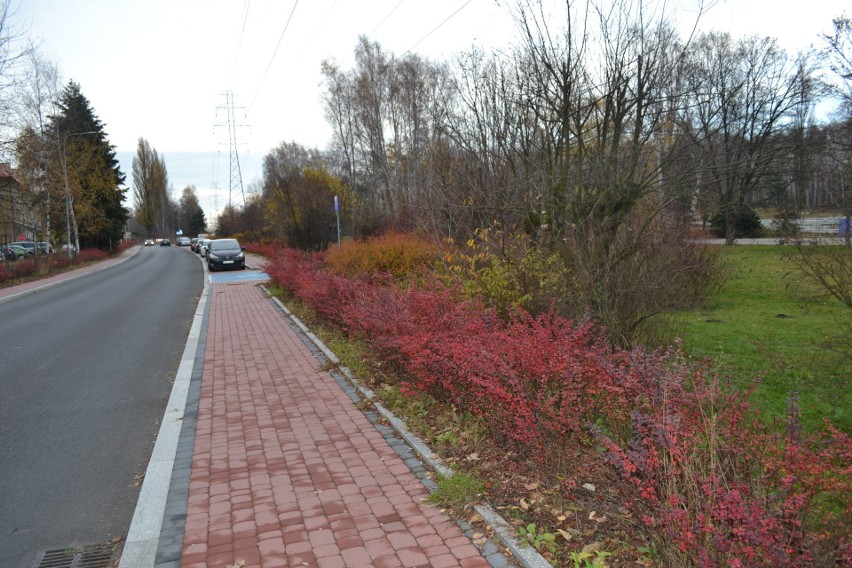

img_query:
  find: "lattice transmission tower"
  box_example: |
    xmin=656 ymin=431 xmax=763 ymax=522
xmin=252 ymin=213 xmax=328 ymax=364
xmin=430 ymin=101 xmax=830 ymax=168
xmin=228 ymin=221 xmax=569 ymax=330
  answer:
xmin=215 ymin=91 xmax=248 ymax=208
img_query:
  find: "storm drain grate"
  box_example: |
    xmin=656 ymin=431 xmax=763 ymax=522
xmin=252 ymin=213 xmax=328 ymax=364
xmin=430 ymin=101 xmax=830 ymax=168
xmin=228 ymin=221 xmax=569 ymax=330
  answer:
xmin=29 ymin=544 xmax=115 ymax=568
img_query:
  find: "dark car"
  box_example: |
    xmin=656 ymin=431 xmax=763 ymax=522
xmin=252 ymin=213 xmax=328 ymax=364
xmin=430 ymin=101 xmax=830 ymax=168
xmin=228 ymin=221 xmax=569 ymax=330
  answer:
xmin=160 ymin=239 xmax=171 ymax=246
xmin=1 ymin=245 xmax=16 ymax=261
xmin=206 ymin=238 xmax=245 ymax=271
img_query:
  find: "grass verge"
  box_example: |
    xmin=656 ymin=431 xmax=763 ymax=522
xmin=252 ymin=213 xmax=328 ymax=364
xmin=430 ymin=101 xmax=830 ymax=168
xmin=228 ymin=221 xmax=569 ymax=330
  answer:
xmin=671 ymin=245 xmax=851 ymax=432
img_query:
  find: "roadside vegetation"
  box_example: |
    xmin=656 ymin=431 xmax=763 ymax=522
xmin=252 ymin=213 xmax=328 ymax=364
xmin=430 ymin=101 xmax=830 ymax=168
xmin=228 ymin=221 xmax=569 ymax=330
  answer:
xmin=252 ymin=235 xmax=852 ymax=567
xmin=0 ymin=242 xmax=131 ymax=288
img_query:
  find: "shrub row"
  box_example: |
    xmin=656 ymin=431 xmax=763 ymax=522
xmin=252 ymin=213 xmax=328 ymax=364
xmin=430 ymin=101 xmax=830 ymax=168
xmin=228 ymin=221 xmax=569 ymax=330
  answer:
xmin=264 ymin=243 xmax=851 ymax=566
xmin=325 ymin=232 xmax=439 ymax=279
xmin=0 ymin=248 xmax=109 ymax=285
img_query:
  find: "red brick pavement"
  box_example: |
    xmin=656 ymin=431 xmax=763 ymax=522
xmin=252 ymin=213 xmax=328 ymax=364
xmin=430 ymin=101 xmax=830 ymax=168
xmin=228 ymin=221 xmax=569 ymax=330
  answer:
xmin=181 ymin=282 xmax=490 ymax=568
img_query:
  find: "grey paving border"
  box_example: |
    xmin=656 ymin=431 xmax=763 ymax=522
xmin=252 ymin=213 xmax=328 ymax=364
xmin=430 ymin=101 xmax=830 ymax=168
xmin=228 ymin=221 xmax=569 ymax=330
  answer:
xmin=120 ymin=271 xmax=210 ymax=567
xmin=264 ymin=290 xmax=551 ymax=568
xmin=151 ymin=286 xmax=211 ymax=568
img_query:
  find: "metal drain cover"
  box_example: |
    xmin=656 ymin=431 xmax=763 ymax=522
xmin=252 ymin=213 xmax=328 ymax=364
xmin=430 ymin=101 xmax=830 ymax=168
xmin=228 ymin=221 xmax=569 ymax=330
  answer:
xmin=29 ymin=544 xmax=115 ymax=568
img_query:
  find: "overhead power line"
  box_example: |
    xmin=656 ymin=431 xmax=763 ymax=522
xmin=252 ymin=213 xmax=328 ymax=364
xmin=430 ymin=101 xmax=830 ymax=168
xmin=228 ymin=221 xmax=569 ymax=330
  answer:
xmin=230 ymin=0 xmax=252 ymax=85
xmin=399 ymin=0 xmax=473 ymax=59
xmin=318 ymin=0 xmax=340 ymax=28
xmin=248 ymin=0 xmax=299 ymax=115
xmin=369 ymin=0 xmax=405 ymax=37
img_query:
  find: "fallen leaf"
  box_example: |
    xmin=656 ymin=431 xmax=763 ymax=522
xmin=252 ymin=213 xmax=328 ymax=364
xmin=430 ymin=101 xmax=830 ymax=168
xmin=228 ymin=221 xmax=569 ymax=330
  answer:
xmin=227 ymin=561 xmax=245 ymax=568
xmin=588 ymin=511 xmax=608 ymax=523
xmin=557 ymin=529 xmax=573 ymax=542
xmin=520 ymin=498 xmax=530 ymax=511
xmin=469 ymin=513 xmax=484 ymax=524
xmin=466 ymin=452 xmax=480 ymax=461
xmin=524 ymin=482 xmax=540 ymax=491
xmin=582 ymin=541 xmax=601 ymax=554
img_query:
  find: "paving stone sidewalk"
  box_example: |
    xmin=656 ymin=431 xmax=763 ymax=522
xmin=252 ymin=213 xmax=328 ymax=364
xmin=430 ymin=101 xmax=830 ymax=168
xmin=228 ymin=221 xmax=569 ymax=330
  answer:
xmin=179 ymin=280 xmax=496 ymax=568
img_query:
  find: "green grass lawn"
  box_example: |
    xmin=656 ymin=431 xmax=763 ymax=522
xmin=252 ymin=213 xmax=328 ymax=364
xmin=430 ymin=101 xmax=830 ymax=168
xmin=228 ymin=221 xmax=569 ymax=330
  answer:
xmin=672 ymin=245 xmax=851 ymax=433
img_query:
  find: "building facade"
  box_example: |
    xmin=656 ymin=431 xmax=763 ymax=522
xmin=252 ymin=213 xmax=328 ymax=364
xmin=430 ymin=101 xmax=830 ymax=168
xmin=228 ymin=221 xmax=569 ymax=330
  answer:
xmin=0 ymin=163 xmax=37 ymax=246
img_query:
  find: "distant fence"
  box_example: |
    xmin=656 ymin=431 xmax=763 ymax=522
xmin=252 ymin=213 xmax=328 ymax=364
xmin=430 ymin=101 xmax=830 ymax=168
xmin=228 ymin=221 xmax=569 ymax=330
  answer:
xmin=761 ymin=217 xmax=845 ymax=235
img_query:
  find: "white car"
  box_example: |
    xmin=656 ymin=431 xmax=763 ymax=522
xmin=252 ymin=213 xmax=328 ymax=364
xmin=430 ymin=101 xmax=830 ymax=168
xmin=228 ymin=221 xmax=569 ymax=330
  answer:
xmin=144 ymin=239 xmax=154 ymax=246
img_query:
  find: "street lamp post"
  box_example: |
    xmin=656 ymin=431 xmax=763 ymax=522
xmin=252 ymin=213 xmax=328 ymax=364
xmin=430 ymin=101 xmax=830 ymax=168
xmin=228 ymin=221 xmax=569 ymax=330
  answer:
xmin=60 ymin=130 xmax=96 ymax=258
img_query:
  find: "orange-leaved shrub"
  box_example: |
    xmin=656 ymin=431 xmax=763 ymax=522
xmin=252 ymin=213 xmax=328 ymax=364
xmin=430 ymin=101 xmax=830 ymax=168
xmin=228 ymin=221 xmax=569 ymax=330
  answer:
xmin=265 ymin=243 xmax=851 ymax=567
xmin=324 ymin=232 xmax=439 ymax=279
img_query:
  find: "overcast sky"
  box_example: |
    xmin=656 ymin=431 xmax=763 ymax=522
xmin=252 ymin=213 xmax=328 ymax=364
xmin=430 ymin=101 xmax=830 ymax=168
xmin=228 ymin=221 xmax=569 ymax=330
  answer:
xmin=16 ymin=0 xmax=848 ymax=219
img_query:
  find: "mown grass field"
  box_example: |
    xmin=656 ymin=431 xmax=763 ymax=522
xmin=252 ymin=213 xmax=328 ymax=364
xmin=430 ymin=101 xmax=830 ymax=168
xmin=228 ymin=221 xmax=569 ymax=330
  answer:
xmin=672 ymin=245 xmax=851 ymax=433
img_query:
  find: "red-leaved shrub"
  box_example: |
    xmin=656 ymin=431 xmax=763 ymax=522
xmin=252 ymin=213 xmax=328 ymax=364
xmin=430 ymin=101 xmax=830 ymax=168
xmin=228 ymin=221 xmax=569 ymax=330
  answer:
xmin=77 ymin=248 xmax=107 ymax=262
xmin=264 ymin=242 xmax=852 ymax=566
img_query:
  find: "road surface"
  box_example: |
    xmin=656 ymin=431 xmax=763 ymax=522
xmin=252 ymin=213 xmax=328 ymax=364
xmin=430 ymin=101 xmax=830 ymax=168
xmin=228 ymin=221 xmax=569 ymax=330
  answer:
xmin=0 ymin=246 xmax=203 ymax=566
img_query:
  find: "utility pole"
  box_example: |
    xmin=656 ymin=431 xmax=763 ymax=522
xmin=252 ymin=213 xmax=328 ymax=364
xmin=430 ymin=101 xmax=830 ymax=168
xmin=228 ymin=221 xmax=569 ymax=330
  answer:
xmin=215 ymin=91 xmax=248 ymax=210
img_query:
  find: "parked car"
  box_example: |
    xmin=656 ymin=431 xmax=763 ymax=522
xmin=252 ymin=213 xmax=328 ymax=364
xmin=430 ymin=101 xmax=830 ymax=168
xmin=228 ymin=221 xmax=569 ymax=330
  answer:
xmin=60 ymin=243 xmax=77 ymax=253
xmin=17 ymin=241 xmax=37 ymax=255
xmin=6 ymin=244 xmax=32 ymax=257
xmin=160 ymin=239 xmax=171 ymax=247
xmin=207 ymin=238 xmax=245 ymax=271
xmin=144 ymin=239 xmax=154 ymax=246
xmin=176 ymin=236 xmax=191 ymax=246
xmin=1 ymin=245 xmax=16 ymax=261
xmin=198 ymin=239 xmax=211 ymax=257
xmin=37 ymin=242 xmax=54 ymax=254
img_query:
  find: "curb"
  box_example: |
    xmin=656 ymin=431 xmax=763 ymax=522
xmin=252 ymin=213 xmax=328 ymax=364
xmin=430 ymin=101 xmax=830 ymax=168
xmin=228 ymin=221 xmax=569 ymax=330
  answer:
xmin=121 ymin=261 xmax=210 ymax=567
xmin=264 ymin=290 xmax=552 ymax=568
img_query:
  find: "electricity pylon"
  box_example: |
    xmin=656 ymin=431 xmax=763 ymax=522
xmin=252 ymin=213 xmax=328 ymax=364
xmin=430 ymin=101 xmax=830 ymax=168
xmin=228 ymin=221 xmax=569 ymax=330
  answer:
xmin=215 ymin=91 xmax=248 ymax=209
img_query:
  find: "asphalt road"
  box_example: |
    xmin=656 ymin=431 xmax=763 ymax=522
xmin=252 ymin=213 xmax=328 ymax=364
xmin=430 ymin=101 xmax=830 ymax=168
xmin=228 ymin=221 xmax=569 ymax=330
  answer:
xmin=0 ymin=245 xmax=204 ymax=566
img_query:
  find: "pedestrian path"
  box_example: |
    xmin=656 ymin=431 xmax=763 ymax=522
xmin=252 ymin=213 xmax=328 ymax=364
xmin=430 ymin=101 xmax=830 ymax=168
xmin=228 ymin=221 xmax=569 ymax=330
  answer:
xmin=179 ymin=281 xmax=494 ymax=568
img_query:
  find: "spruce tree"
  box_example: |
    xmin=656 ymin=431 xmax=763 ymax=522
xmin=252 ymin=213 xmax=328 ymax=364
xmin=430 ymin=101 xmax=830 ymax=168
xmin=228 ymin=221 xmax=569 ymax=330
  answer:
xmin=48 ymin=81 xmax=128 ymax=249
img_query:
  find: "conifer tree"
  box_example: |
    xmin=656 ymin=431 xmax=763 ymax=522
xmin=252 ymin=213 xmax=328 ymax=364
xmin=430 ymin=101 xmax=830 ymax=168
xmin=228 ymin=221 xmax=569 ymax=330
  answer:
xmin=48 ymin=81 xmax=128 ymax=249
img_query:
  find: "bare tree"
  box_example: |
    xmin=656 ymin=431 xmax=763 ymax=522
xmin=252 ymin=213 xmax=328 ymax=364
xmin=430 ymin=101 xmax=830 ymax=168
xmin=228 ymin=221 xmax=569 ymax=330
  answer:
xmin=260 ymin=142 xmax=347 ymax=249
xmin=496 ymin=0 xmax=717 ymax=341
xmin=821 ymin=15 xmax=851 ymax=244
xmin=682 ymin=32 xmax=810 ymax=243
xmin=13 ymin=50 xmax=61 ymax=248
xmin=0 ymin=0 xmax=33 ymax=158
